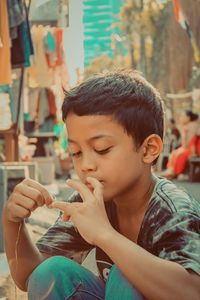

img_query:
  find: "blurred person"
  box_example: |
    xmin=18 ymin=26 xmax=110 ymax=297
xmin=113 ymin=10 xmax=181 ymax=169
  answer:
xmin=161 ymin=110 xmax=200 ymax=179
xmin=3 ymin=71 xmax=200 ymax=300
xmin=160 ymin=118 xmax=181 ymax=170
xmin=167 ymin=118 xmax=181 ymax=151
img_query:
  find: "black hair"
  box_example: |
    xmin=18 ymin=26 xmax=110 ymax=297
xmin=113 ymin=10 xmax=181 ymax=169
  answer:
xmin=185 ymin=110 xmax=199 ymax=122
xmin=62 ymin=70 xmax=164 ymax=149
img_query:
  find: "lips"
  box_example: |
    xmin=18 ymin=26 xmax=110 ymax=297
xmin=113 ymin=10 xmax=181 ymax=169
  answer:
xmin=85 ymin=182 xmax=93 ymax=190
xmin=83 ymin=179 xmax=104 ymax=187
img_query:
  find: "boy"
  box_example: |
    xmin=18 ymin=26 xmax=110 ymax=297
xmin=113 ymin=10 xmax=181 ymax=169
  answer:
xmin=3 ymin=71 xmax=200 ymax=300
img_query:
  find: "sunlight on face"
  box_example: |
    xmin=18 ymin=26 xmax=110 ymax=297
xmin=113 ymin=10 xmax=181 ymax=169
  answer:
xmin=66 ymin=113 xmax=146 ymax=201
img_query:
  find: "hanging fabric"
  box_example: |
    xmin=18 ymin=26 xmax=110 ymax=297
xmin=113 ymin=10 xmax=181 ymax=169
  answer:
xmin=0 ymin=1 xmax=12 ymax=85
xmin=28 ymin=25 xmax=53 ymax=88
xmin=0 ymin=85 xmax=16 ymax=125
xmin=7 ymin=0 xmax=25 ymax=40
xmin=9 ymin=0 xmax=34 ymax=68
xmin=0 ymin=93 xmax=12 ymax=130
xmin=172 ymin=0 xmax=200 ymax=64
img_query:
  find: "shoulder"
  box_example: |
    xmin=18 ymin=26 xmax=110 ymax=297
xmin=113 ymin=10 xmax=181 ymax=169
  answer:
xmin=150 ymin=177 xmax=200 ymax=216
xmin=139 ymin=178 xmax=200 ymax=243
xmin=138 ymin=178 xmax=200 ymax=254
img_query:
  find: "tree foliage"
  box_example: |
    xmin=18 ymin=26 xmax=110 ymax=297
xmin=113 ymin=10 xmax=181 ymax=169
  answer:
xmin=84 ymin=0 xmax=200 ymax=100
xmin=119 ymin=0 xmax=200 ymax=94
xmin=84 ymin=54 xmax=129 ymax=79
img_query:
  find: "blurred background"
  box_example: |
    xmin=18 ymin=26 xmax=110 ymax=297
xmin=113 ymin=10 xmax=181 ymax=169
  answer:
xmin=0 ymin=0 xmax=200 ymax=176
xmin=0 ymin=0 xmax=199 ymax=200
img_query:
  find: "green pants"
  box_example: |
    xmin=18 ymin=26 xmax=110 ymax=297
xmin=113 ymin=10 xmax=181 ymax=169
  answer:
xmin=28 ymin=256 xmax=144 ymax=299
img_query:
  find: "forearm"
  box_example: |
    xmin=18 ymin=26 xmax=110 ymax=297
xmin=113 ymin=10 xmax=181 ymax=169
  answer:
xmin=98 ymin=230 xmax=200 ymax=300
xmin=3 ymin=214 xmax=43 ymax=291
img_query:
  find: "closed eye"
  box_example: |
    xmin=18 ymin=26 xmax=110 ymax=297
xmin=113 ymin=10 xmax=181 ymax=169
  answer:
xmin=95 ymin=147 xmax=112 ymax=155
xmin=71 ymin=151 xmax=82 ymax=157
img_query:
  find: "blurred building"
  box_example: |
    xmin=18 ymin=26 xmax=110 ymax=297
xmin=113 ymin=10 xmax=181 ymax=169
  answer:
xmin=83 ymin=0 xmax=124 ymax=67
xmin=63 ymin=0 xmax=84 ymax=86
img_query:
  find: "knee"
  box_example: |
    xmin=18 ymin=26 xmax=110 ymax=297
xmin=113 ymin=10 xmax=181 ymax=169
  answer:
xmin=106 ymin=265 xmax=144 ymax=300
xmin=28 ymin=256 xmax=72 ymax=282
xmin=107 ymin=264 xmax=122 ymax=281
xmin=27 ymin=256 xmax=79 ymax=299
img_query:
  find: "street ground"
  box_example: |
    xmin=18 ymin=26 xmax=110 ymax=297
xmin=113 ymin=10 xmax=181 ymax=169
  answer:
xmin=0 ymin=177 xmax=199 ymax=299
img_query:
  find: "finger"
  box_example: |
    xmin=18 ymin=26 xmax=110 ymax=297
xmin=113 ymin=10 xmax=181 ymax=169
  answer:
xmin=9 ymin=203 xmax=31 ymax=221
xmin=51 ymin=201 xmax=75 ymax=216
xmin=22 ymin=179 xmax=54 ymax=206
xmin=86 ymin=177 xmax=104 ymax=202
xmin=15 ymin=183 xmax=44 ymax=207
xmin=62 ymin=212 xmax=70 ymax=222
xmin=66 ymin=179 xmax=94 ymax=202
xmin=14 ymin=193 xmax=37 ymax=211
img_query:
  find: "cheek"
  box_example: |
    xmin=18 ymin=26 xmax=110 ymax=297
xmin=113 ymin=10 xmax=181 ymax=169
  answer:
xmin=105 ymin=156 xmax=142 ymax=181
xmin=71 ymin=159 xmax=81 ymax=175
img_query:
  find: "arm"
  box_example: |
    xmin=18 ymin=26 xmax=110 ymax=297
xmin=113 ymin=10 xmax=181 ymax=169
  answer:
xmin=2 ymin=179 xmax=54 ymax=291
xmin=97 ymin=229 xmax=200 ymax=300
xmin=53 ymin=177 xmax=200 ymax=300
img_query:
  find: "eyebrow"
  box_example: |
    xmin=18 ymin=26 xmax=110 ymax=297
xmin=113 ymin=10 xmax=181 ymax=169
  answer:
xmin=68 ymin=135 xmax=112 ymax=144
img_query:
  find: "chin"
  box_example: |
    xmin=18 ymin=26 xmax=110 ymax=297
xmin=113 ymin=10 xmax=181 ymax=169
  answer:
xmin=103 ymin=196 xmax=113 ymax=202
xmin=103 ymin=189 xmax=117 ymax=202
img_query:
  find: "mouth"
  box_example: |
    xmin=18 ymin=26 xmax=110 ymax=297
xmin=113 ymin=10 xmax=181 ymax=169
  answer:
xmin=84 ymin=179 xmax=104 ymax=187
xmin=85 ymin=182 xmax=93 ymax=190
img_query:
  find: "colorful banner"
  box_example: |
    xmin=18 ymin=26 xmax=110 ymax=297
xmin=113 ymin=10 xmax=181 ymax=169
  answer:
xmin=172 ymin=0 xmax=200 ymax=63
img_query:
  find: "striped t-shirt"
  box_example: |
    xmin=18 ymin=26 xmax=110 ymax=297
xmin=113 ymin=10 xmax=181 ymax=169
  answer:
xmin=36 ymin=177 xmax=200 ymax=281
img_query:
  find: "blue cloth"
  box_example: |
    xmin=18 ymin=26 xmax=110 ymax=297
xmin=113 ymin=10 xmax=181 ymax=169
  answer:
xmin=44 ymin=31 xmax=56 ymax=53
xmin=7 ymin=0 xmax=25 ymax=39
xmin=7 ymin=0 xmax=24 ymax=27
xmin=27 ymin=256 xmax=144 ymax=300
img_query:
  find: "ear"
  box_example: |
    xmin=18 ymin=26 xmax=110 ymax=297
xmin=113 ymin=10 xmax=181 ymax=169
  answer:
xmin=141 ymin=134 xmax=163 ymax=164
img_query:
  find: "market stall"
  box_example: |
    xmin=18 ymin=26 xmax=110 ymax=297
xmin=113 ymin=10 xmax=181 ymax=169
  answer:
xmin=0 ymin=0 xmax=69 ymax=163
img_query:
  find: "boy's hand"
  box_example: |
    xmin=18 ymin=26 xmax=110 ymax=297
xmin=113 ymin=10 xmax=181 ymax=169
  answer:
xmin=3 ymin=178 xmax=54 ymax=223
xmin=52 ymin=177 xmax=114 ymax=245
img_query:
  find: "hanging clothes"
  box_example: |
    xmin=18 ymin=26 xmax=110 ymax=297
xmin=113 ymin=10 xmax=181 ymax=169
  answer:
xmin=46 ymin=88 xmax=57 ymax=118
xmin=28 ymin=25 xmax=53 ymax=88
xmin=0 ymin=85 xmax=16 ymax=125
xmin=27 ymin=88 xmax=40 ymax=122
xmin=0 ymin=93 xmax=12 ymax=130
xmin=44 ymin=29 xmax=57 ymax=68
xmin=11 ymin=25 xmax=25 ymax=67
xmin=0 ymin=1 xmax=11 ymax=85
xmin=11 ymin=19 xmax=34 ymax=68
xmin=54 ymin=28 xmax=64 ymax=67
xmin=10 ymin=1 xmax=34 ymax=68
xmin=7 ymin=0 xmax=25 ymax=40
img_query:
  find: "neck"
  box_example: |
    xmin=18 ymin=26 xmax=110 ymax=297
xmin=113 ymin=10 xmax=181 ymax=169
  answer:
xmin=114 ymin=173 xmax=157 ymax=217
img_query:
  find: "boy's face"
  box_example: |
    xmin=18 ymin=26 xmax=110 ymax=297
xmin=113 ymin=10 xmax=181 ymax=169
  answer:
xmin=66 ymin=113 xmax=146 ymax=202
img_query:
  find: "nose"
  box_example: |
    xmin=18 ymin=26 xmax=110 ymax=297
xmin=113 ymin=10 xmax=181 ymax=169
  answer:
xmin=80 ymin=153 xmax=97 ymax=173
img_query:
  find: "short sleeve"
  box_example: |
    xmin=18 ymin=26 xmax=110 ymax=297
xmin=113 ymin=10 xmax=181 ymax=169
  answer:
xmin=151 ymin=211 xmax=200 ymax=275
xmin=36 ymin=192 xmax=93 ymax=263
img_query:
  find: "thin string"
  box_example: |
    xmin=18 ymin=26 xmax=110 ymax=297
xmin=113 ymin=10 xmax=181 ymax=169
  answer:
xmin=14 ymin=222 xmax=23 ymax=300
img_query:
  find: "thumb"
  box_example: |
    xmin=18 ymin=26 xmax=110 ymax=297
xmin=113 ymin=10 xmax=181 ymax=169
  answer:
xmin=52 ymin=202 xmax=74 ymax=217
